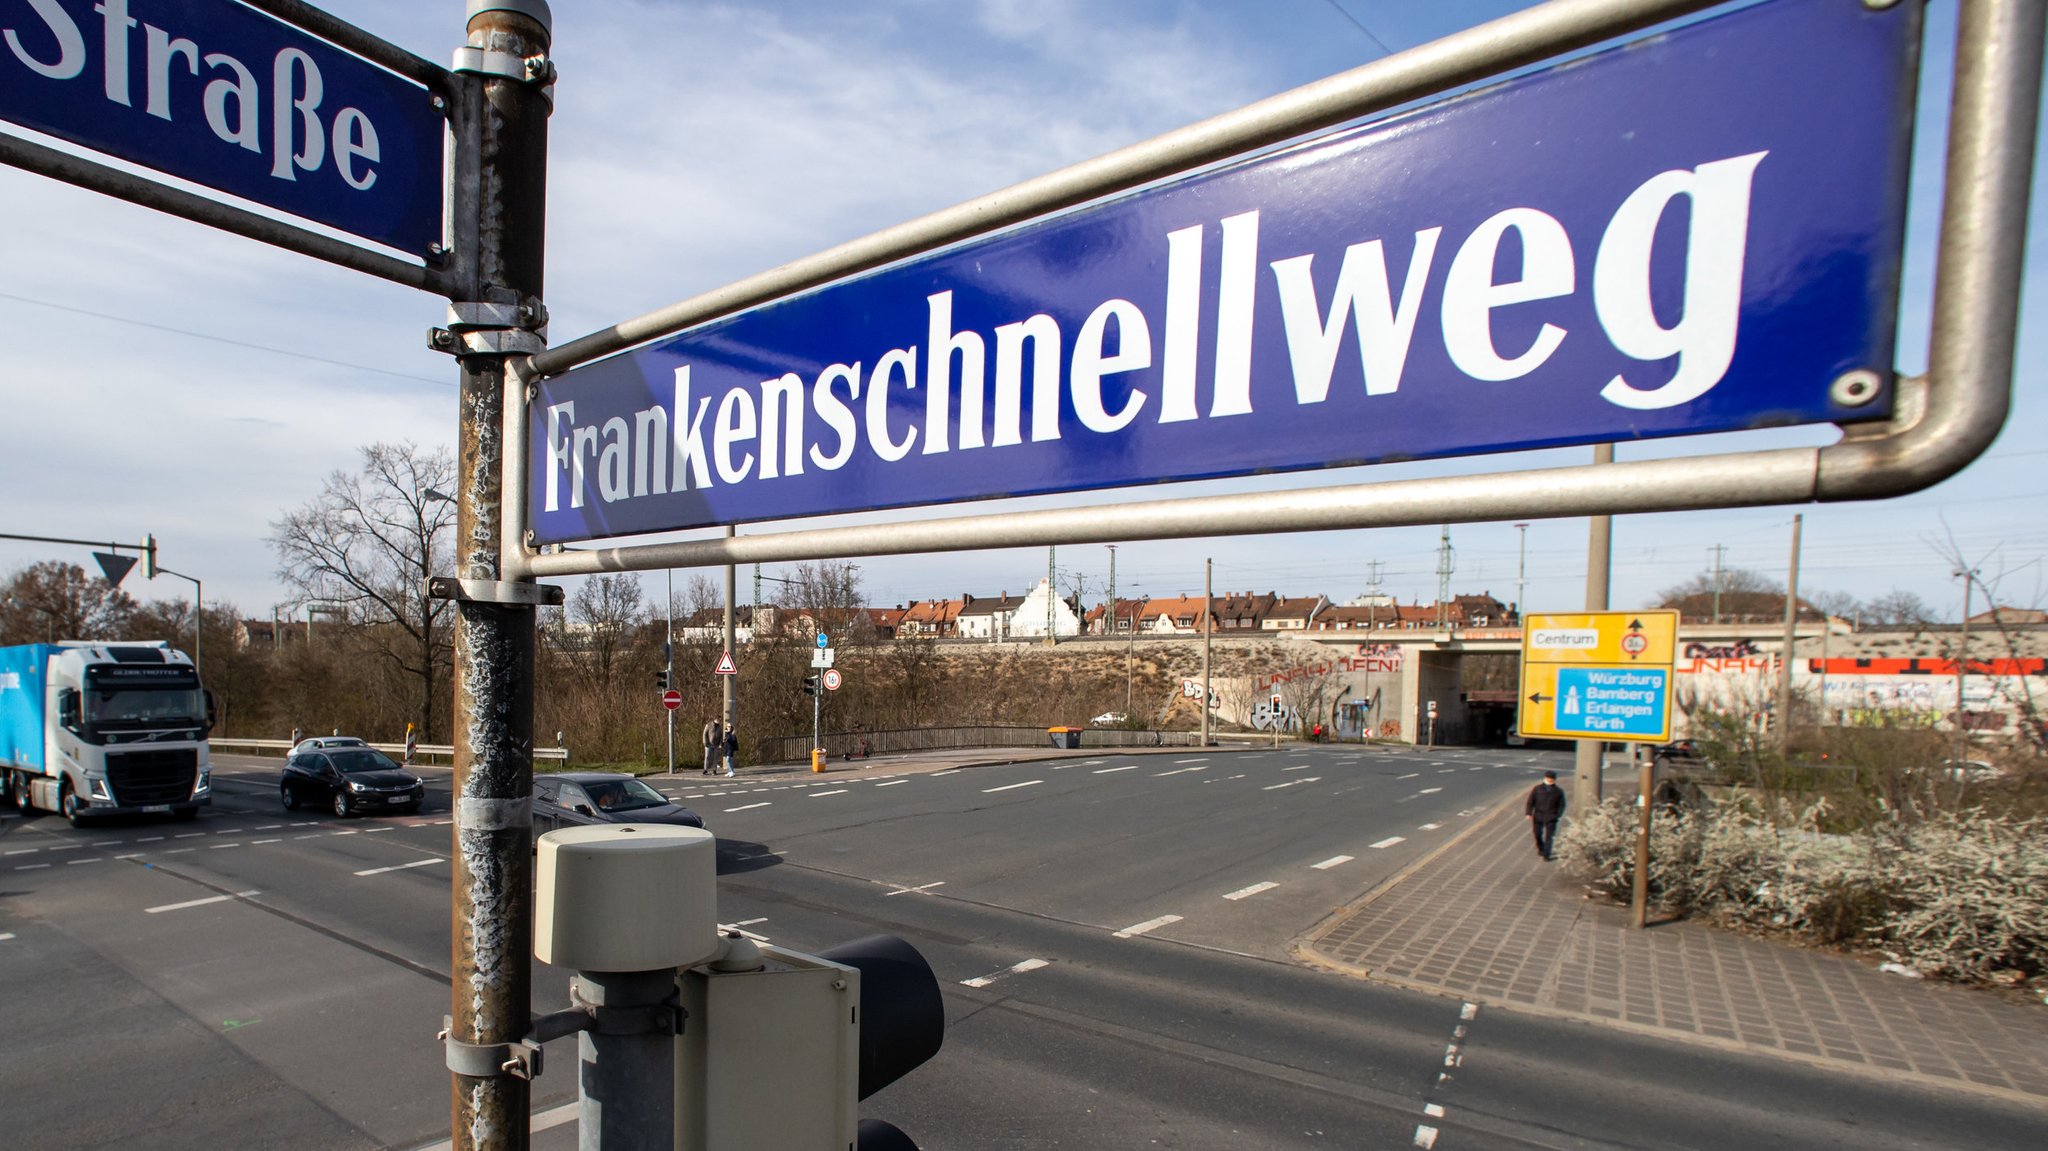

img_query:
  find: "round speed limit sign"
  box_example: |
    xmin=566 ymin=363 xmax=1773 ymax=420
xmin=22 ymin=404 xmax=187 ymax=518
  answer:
xmin=822 ymin=668 xmax=843 ymax=691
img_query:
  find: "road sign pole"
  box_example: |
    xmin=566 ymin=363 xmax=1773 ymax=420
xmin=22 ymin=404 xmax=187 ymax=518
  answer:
xmin=445 ymin=5 xmax=552 ymax=1150
xmin=1632 ymin=744 xmax=1653 ymax=930
xmin=723 ymin=526 xmax=737 ymax=759
xmin=1575 ymin=444 xmax=1614 ymax=816
xmin=667 ymin=569 xmax=676 ymax=774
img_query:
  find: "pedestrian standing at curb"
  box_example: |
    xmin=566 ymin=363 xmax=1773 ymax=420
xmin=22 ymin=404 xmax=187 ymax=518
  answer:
xmin=722 ymin=726 xmax=738 ymax=778
xmin=1526 ymin=770 xmax=1566 ymax=862
xmin=701 ymin=717 xmax=721 ymax=775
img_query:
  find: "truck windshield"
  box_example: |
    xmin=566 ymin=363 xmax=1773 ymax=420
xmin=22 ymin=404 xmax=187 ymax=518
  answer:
xmin=87 ymin=686 xmax=205 ymax=729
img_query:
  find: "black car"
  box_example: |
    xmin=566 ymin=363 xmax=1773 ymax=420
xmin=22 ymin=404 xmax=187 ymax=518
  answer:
xmin=532 ymin=772 xmax=704 ymax=836
xmin=282 ymin=746 xmax=426 ymax=817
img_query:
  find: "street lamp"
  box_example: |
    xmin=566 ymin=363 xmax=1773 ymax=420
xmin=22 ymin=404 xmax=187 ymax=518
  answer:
xmin=152 ymin=566 xmax=203 ymax=683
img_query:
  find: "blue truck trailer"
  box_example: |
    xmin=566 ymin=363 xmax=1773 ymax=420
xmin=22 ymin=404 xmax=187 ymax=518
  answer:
xmin=1 ymin=642 xmax=213 ymax=825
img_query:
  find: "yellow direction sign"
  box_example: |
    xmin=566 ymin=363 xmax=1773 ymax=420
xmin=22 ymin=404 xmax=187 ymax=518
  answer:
xmin=1517 ymin=611 xmax=1678 ymax=742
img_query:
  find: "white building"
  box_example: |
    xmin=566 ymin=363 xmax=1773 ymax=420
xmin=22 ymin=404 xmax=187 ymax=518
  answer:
xmin=1006 ymin=578 xmax=1083 ymax=639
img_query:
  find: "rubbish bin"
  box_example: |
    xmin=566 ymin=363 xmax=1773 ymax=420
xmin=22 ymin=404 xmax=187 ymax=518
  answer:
xmin=811 ymin=747 xmax=827 ymax=773
xmin=1047 ymin=727 xmax=1082 ymax=750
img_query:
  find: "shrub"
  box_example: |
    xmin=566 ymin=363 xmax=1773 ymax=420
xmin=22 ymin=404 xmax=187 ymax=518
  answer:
xmin=1558 ymin=796 xmax=2046 ymax=987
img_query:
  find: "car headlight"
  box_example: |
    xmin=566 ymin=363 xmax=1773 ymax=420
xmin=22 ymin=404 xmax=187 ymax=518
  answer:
xmin=348 ymin=781 xmax=368 ymax=793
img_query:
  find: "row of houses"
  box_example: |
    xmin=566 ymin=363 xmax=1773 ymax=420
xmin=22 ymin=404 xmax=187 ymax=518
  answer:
xmin=663 ymin=582 xmax=1518 ymax=643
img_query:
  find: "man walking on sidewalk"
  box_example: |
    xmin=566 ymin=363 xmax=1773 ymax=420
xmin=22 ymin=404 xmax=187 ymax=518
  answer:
xmin=701 ymin=717 xmax=721 ymax=775
xmin=1526 ymin=770 xmax=1566 ymax=861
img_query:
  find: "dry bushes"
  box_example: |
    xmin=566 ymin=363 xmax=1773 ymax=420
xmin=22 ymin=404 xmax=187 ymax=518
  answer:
xmin=1558 ymin=797 xmax=2047 ymax=987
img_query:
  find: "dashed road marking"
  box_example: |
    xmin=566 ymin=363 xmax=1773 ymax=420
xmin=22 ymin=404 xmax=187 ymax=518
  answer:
xmin=1092 ymin=766 xmax=1137 ymax=775
xmin=809 ymin=790 xmax=848 ymax=798
xmin=725 ymin=802 xmax=771 ymax=812
xmin=1312 ymin=855 xmax=1354 ymax=870
xmin=1414 ymin=1125 xmax=1439 ymax=1148
xmin=875 ymin=779 xmax=908 ymax=788
xmin=886 ymin=881 xmax=945 ymax=897
xmin=1153 ymin=766 xmax=1205 ymax=777
xmin=356 ymin=858 xmax=445 ymax=877
xmin=1397 ymin=773 xmax=1420 ymax=780
xmin=1424 ymin=1103 xmax=1445 ymax=1118
xmin=1419 ymin=787 xmax=1443 ymax=794
xmin=4 ymin=848 xmax=37 ymax=856
xmin=16 ymin=862 xmax=49 ymax=870
xmin=1223 ymin=881 xmax=1279 ymax=901
xmin=1370 ymin=836 xmax=1407 ymax=849
xmin=210 ymin=843 xmax=241 ymax=850
xmin=0 ymin=932 xmax=13 ymax=941
xmin=983 ymin=780 xmax=1042 ymax=793
xmin=1284 ymin=764 xmax=1313 ymax=771
xmin=253 ymin=838 xmax=282 ymax=845
xmin=1420 ymin=822 xmax=1443 ymax=830
xmin=174 ymin=833 xmax=206 ymax=839
xmin=961 ymin=957 xmax=1049 ymax=988
xmin=147 ymin=891 xmax=259 ymax=914
xmin=1262 ymin=778 xmax=1319 ymax=791
xmin=1174 ymin=758 xmax=1208 ymax=763
xmin=1113 ymin=914 xmax=1182 ymax=938
xmin=67 ymin=857 xmax=101 ymax=865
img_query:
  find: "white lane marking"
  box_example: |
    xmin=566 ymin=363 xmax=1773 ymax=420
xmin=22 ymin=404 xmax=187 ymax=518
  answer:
xmin=1461 ymin=1002 xmax=1479 ymax=1020
xmin=931 ymin=769 xmax=961 ymax=777
xmin=1425 ymin=1103 xmax=1446 ymax=1118
xmin=886 ymin=881 xmax=945 ymax=897
xmin=294 ymin=834 xmax=322 ymax=840
xmin=1469 ymin=766 xmax=1485 ymax=771
xmin=253 ymin=838 xmax=282 ymax=845
xmin=410 ymin=1102 xmax=578 ymax=1151
xmin=1262 ymin=777 xmax=1320 ymax=791
xmin=365 ymin=827 xmax=396 ymax=833
xmin=1284 ymin=764 xmax=1313 ymax=771
xmin=174 ymin=833 xmax=206 ymax=839
xmin=1438 ymin=768 xmax=1457 ymax=774
xmin=1153 ymin=766 xmax=1206 ymax=777
xmin=1113 ymin=914 xmax=1182 ymax=938
xmin=253 ymin=824 xmax=281 ymax=831
xmin=1174 ymin=758 xmax=1208 ymax=763
xmin=1420 ymin=822 xmax=1443 ymax=831
xmin=1370 ymin=836 xmax=1407 ymax=849
xmin=115 ymin=853 xmax=144 ymax=860
xmin=961 ymin=957 xmax=1050 ymax=988
xmin=331 ymin=829 xmax=360 ymax=836
xmin=355 ymin=857 xmax=446 ymax=877
xmin=730 ymin=918 xmax=767 ymax=926
xmin=210 ymin=843 xmax=241 ymax=850
xmin=0 ymin=932 xmax=13 ymax=941
xmin=1419 ymin=787 xmax=1443 ymax=794
xmin=137 ymin=836 xmax=165 ymax=842
xmin=875 ymin=779 xmax=908 ymax=787
xmin=162 ymin=848 xmax=193 ymax=855
xmin=983 ymin=780 xmax=1043 ymax=793
xmin=1397 ymin=773 xmax=1420 ymax=780
xmin=16 ymin=862 xmax=50 ymax=870
xmin=809 ymin=790 xmax=848 ymax=798
xmin=66 ymin=858 xmax=101 ymax=865
xmin=1312 ymin=855 xmax=1354 ymax=870
xmin=725 ymin=802 xmax=771 ymax=812
xmin=433 ymin=819 xmax=453 ymax=826
xmin=147 ymin=890 xmax=259 ymax=914
xmin=1092 ymin=766 xmax=1137 ymax=775
xmin=1414 ymin=1124 xmax=1439 ymax=1148
xmin=4 ymin=848 xmax=37 ymax=855
xmin=1223 ymin=881 xmax=1279 ymax=901
xmin=44 ymin=844 xmax=81 ymax=851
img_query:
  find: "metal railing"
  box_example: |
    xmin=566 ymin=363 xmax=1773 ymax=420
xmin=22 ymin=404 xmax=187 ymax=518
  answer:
xmin=753 ymin=725 xmax=1210 ymax=764
xmin=209 ymin=737 xmax=569 ymax=766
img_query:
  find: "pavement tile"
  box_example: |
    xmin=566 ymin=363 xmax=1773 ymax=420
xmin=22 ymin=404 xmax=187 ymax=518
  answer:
xmin=1302 ymin=796 xmax=2048 ymax=1101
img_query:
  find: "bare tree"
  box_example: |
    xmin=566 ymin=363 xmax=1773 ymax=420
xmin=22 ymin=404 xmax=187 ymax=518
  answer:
xmin=1862 ymin=589 xmax=1933 ymax=627
xmin=270 ymin=442 xmax=456 ymax=741
xmin=568 ymin=573 xmax=646 ymax=690
xmin=0 ymin=561 xmax=136 ymax=643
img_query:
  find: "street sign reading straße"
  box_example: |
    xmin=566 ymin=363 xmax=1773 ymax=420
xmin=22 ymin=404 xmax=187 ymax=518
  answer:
xmin=530 ymin=0 xmax=1919 ymax=545
xmin=0 ymin=0 xmax=445 ymax=255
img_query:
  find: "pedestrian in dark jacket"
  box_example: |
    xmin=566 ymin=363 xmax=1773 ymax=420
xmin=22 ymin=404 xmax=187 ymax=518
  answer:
xmin=722 ymin=727 xmax=738 ymax=777
xmin=1526 ymin=771 xmax=1566 ymax=861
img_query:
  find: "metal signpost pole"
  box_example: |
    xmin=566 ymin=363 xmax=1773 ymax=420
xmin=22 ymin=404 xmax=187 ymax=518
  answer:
xmin=1777 ymin=514 xmax=1802 ymax=750
xmin=444 ymin=4 xmax=552 ymax=1149
xmin=1632 ymin=742 xmax=1652 ymax=929
xmin=1574 ymin=444 xmax=1614 ymax=817
xmin=667 ymin=568 xmax=676 ymax=775
xmin=1201 ymin=559 xmax=1212 ymax=747
xmin=724 ymin=527 xmax=737 ymax=757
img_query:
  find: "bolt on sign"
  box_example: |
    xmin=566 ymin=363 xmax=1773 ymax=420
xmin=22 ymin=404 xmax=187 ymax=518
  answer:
xmin=1518 ymin=611 xmax=1679 ymax=742
xmin=528 ymin=0 xmax=1920 ymax=544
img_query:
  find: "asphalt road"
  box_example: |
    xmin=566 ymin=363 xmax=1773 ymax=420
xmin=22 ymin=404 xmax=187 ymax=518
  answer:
xmin=1 ymin=744 xmax=2039 ymax=1150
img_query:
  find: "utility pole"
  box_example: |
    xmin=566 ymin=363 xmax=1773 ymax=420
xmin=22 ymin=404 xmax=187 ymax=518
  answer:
xmin=1575 ymin=444 xmax=1614 ymax=814
xmin=1435 ymin=524 xmax=1454 ymax=627
xmin=666 ymin=568 xmax=676 ymax=774
xmin=1201 ymin=558 xmax=1212 ymax=747
xmin=723 ymin=526 xmax=737 ymax=748
xmin=444 ymin=3 xmax=551 ymax=1147
xmin=1954 ymin=566 xmax=1979 ymax=765
xmin=1709 ymin=543 xmax=1729 ymax=623
xmin=1514 ymin=522 xmax=1529 ymax=623
xmin=1776 ymin=515 xmax=1802 ymax=750
xmin=1105 ymin=544 xmax=1116 ymax=638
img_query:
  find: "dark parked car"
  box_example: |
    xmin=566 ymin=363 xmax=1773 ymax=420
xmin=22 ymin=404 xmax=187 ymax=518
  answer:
xmin=282 ymin=745 xmax=425 ymax=817
xmin=532 ymin=772 xmax=705 ymax=836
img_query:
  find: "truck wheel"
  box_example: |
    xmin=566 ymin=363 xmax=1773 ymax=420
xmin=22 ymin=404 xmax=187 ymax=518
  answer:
xmin=60 ymin=780 xmax=89 ymax=827
xmin=332 ymin=791 xmax=353 ymax=818
xmin=281 ymin=783 xmax=299 ymax=811
xmin=8 ymin=772 xmax=38 ymax=816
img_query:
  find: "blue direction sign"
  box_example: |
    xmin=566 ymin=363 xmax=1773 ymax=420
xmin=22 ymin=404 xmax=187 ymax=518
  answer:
xmin=0 ymin=0 xmax=444 ymax=254
xmin=530 ymin=0 xmax=1918 ymax=545
xmin=1553 ymin=667 xmax=1671 ymax=738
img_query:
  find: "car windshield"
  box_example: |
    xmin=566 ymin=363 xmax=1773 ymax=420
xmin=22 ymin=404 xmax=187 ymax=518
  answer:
xmin=329 ymin=748 xmax=403 ymax=774
xmin=581 ymin=779 xmax=669 ymax=812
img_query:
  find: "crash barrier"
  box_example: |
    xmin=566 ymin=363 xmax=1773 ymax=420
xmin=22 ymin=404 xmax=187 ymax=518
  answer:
xmin=754 ymin=724 xmax=1208 ymax=765
xmin=209 ymin=737 xmax=570 ymax=766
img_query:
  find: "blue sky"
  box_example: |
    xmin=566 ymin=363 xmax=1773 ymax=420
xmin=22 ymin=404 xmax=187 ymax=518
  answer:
xmin=0 ymin=0 xmax=2041 ymax=622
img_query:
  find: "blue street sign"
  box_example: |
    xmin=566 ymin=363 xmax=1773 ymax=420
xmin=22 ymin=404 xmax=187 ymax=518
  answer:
xmin=529 ymin=0 xmax=1917 ymax=545
xmin=1553 ymin=667 xmax=1670 ymax=738
xmin=0 ymin=0 xmax=444 ymax=254
xmin=816 ymin=632 xmax=829 ymax=648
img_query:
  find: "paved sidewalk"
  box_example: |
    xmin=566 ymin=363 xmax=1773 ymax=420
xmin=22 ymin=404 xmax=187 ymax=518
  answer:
xmin=1301 ymin=793 xmax=2048 ymax=1102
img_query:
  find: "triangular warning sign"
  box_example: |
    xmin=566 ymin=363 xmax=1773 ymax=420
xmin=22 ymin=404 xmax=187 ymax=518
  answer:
xmin=715 ymin=650 xmax=738 ymax=675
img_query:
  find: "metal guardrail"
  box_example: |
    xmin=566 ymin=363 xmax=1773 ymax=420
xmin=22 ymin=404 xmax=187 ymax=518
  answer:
xmin=209 ymin=737 xmax=569 ymax=765
xmin=754 ymin=725 xmax=1213 ymax=764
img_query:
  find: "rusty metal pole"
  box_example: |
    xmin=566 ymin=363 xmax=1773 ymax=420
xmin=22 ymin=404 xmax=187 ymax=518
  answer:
xmin=446 ymin=3 xmax=552 ymax=1149
xmin=1573 ymin=444 xmax=1614 ymax=816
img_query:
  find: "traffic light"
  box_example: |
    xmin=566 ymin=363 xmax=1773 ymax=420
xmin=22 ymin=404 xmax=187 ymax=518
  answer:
xmin=656 ymin=669 xmax=671 ymax=689
xmin=676 ymin=932 xmax=943 ymax=1150
xmin=802 ymin=673 xmax=821 ymax=697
